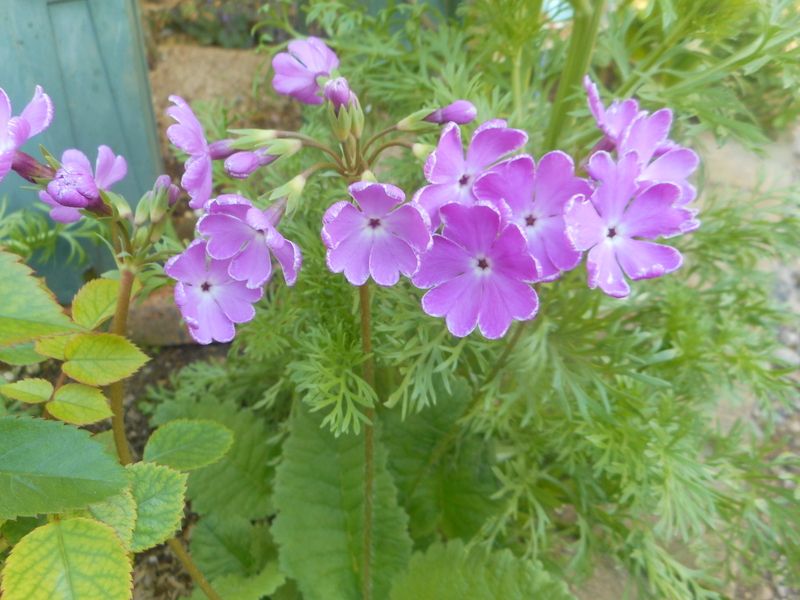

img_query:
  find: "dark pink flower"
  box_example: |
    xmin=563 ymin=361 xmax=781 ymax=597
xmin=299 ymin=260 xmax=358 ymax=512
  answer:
xmin=166 ymin=95 xmax=235 ymax=209
xmin=584 ymin=76 xmax=639 ymax=147
xmin=197 ymin=194 xmax=301 ymax=289
xmin=165 ymin=240 xmax=263 ymax=344
xmin=323 ymin=77 xmax=356 ymax=114
xmin=474 ymin=152 xmax=592 ymax=281
xmin=272 ymin=37 xmax=339 ymax=105
xmin=0 ymin=85 xmax=54 ymax=183
xmin=424 ymin=100 xmax=477 ymax=125
xmin=322 ymin=182 xmax=431 ymax=286
xmin=39 ymin=146 xmax=126 ymax=223
xmin=413 ymin=203 xmax=539 ymax=339
xmin=223 ymin=149 xmax=278 ymax=179
xmin=413 ymin=120 xmax=527 ymax=229
xmin=564 ymin=152 xmax=698 ymax=298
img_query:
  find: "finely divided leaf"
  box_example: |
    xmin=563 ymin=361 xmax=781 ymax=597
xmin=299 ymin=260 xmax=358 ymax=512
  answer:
xmin=0 ymin=517 xmax=132 ymax=600
xmin=389 ymin=541 xmax=576 ymax=600
xmin=71 ymin=278 xmax=122 ymax=330
xmin=272 ymin=405 xmax=412 ymax=600
xmin=0 ymin=378 xmax=53 ymax=404
xmin=0 ymin=249 xmax=79 ymax=348
xmin=144 ymin=419 xmax=234 ymax=471
xmin=63 ymin=333 xmax=148 ymax=386
xmin=127 ymin=462 xmax=187 ymax=552
xmin=48 ymin=383 xmax=112 ymax=425
xmin=0 ymin=417 xmax=127 ymax=519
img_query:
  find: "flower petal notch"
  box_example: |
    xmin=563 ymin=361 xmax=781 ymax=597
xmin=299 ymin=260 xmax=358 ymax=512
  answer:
xmin=272 ymin=37 xmax=340 ymax=105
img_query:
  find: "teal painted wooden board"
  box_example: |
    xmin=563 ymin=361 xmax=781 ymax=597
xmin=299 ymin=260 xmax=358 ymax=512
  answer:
xmin=0 ymin=0 xmax=162 ymax=300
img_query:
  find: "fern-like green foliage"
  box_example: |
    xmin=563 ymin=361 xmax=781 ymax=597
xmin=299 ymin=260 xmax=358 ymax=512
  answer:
xmin=272 ymin=404 xmax=412 ymax=600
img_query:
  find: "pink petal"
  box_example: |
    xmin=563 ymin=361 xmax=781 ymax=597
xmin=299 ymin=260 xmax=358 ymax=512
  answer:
xmin=195 ymin=295 xmax=236 ymax=343
xmin=478 ymin=274 xmax=538 ymax=339
xmin=534 ymin=151 xmax=592 ymax=216
xmin=369 ymin=234 xmax=418 ymax=286
xmin=465 ymin=122 xmax=527 ymax=172
xmin=413 ymin=182 xmax=461 ymax=230
xmin=182 ymin=155 xmax=213 ymax=209
xmin=229 ymin=239 xmax=272 ymax=288
xmin=214 ymin=282 xmax=262 ymax=323
xmin=621 ymin=108 xmax=672 ymax=165
xmin=349 ymin=182 xmax=404 ymax=216
xmin=383 ymin=203 xmax=431 ymax=253
xmin=326 ymin=230 xmax=372 ymax=286
xmin=0 ymin=88 xmax=10 ymax=126
xmin=198 ymin=213 xmax=253 ymax=259
xmin=620 ymin=183 xmax=693 ymax=239
xmin=537 ymin=216 xmax=582 ymax=273
xmin=488 ymin=224 xmax=538 ymax=282
xmin=271 ymin=238 xmax=302 ymax=286
xmin=94 ymin=145 xmax=127 ymax=189
xmin=586 ymin=241 xmax=630 ymax=298
xmin=564 ymin=194 xmax=605 ymax=251
xmin=587 ymin=151 xmax=639 ymax=223
xmin=473 ymin=154 xmax=535 ymax=217
xmin=322 ymin=201 xmax=363 ymax=248
xmin=421 ymin=274 xmax=481 ymax=337
xmin=413 ymin=236 xmax=471 ymax=288
xmin=615 ymin=238 xmax=682 ymax=280
xmin=526 ymin=233 xmax=559 ymax=281
xmin=439 ymin=203 xmax=500 ymax=255
xmin=61 ymin=149 xmax=93 ymax=174
xmin=20 ymin=85 xmax=54 ymax=137
xmin=166 ymin=96 xmax=207 ymax=155
xmin=164 ymin=240 xmax=209 ymax=286
xmin=424 ymin=123 xmax=464 ymax=183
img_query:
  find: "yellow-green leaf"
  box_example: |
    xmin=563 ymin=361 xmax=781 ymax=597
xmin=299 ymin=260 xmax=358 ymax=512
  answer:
xmin=63 ymin=333 xmax=148 ymax=386
xmin=89 ymin=489 xmax=137 ymax=550
xmin=1 ymin=517 xmax=132 ymax=600
xmin=127 ymin=462 xmax=187 ymax=552
xmin=0 ymin=378 xmax=52 ymax=404
xmin=48 ymin=383 xmax=112 ymax=425
xmin=71 ymin=279 xmax=120 ymax=330
xmin=0 ymin=342 xmax=46 ymax=366
xmin=0 ymin=249 xmax=79 ymax=348
xmin=144 ymin=419 xmax=234 ymax=471
xmin=34 ymin=334 xmax=77 ymax=360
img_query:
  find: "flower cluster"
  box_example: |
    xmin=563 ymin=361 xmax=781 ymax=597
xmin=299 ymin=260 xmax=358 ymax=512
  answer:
xmin=160 ymin=36 xmax=699 ymax=343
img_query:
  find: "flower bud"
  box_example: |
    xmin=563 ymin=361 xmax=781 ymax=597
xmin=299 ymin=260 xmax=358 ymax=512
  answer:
xmin=154 ymin=174 xmax=181 ymax=206
xmin=47 ymin=166 xmax=99 ymax=208
xmin=324 ymin=77 xmax=355 ymax=115
xmin=224 ymin=150 xmax=278 ymax=179
xmin=11 ymin=151 xmax=55 ymax=183
xmin=208 ymin=139 xmax=237 ymax=160
xmin=423 ymin=100 xmax=477 ymax=125
xmin=270 ymin=174 xmax=307 ymax=215
xmin=228 ymin=129 xmax=278 ymax=151
xmin=412 ymin=143 xmax=434 ymax=160
xmin=134 ymin=193 xmax=152 ymax=226
xmin=360 ymin=170 xmax=377 ymax=182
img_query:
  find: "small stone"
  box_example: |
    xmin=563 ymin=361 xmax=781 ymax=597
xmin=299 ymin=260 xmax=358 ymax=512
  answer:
xmin=774 ymin=347 xmax=800 ymax=367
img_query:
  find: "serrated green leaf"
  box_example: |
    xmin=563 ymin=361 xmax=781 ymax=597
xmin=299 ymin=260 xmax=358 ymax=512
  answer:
xmin=383 ymin=378 xmax=500 ymax=544
xmin=144 ymin=419 xmax=234 ymax=471
xmin=189 ymin=562 xmax=286 ymax=600
xmin=127 ymin=462 xmax=187 ymax=552
xmin=272 ymin=404 xmax=412 ymax=600
xmin=34 ymin=334 xmax=76 ymax=360
xmin=389 ymin=541 xmax=576 ymax=600
xmin=48 ymin=383 xmax=112 ymax=425
xmin=63 ymin=333 xmax=148 ymax=386
xmin=71 ymin=278 xmax=121 ymax=330
xmin=0 ymin=249 xmax=79 ymax=348
xmin=1 ymin=517 xmax=132 ymax=600
xmin=88 ymin=489 xmax=137 ymax=550
xmin=0 ymin=342 xmax=45 ymax=366
xmin=151 ymin=397 xmax=273 ymax=519
xmin=0 ymin=378 xmax=52 ymax=404
xmin=191 ymin=515 xmax=276 ymax=580
xmin=0 ymin=417 xmax=127 ymax=519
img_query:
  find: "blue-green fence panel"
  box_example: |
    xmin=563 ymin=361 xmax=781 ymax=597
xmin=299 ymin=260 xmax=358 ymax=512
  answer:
xmin=0 ymin=0 xmax=162 ymax=301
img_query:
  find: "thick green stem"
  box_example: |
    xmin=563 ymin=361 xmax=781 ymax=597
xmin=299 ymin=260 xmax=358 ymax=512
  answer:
xmin=544 ymin=0 xmax=606 ymax=150
xmin=358 ymin=284 xmax=375 ymax=600
xmin=109 ymin=268 xmax=135 ymax=465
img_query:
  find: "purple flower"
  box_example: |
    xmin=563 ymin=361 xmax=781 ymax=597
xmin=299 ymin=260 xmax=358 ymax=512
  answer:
xmin=223 ymin=149 xmax=278 ymax=179
xmin=584 ymin=76 xmax=639 ymax=147
xmin=322 ymin=182 xmax=431 ymax=286
xmin=424 ymin=100 xmax=477 ymax=125
xmin=564 ymin=152 xmax=698 ymax=298
xmin=39 ymin=146 xmax=127 ymax=223
xmin=617 ymin=109 xmax=700 ymax=204
xmin=323 ymin=77 xmax=356 ymax=114
xmin=197 ymin=194 xmax=302 ymax=289
xmin=474 ymin=152 xmax=592 ymax=282
xmin=272 ymin=37 xmax=339 ymax=105
xmin=412 ymin=203 xmax=539 ymax=339
xmin=413 ymin=120 xmax=527 ymax=229
xmin=0 ymin=86 xmax=54 ymax=183
xmin=165 ymin=240 xmax=263 ymax=344
xmin=167 ymin=95 xmax=235 ymax=209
